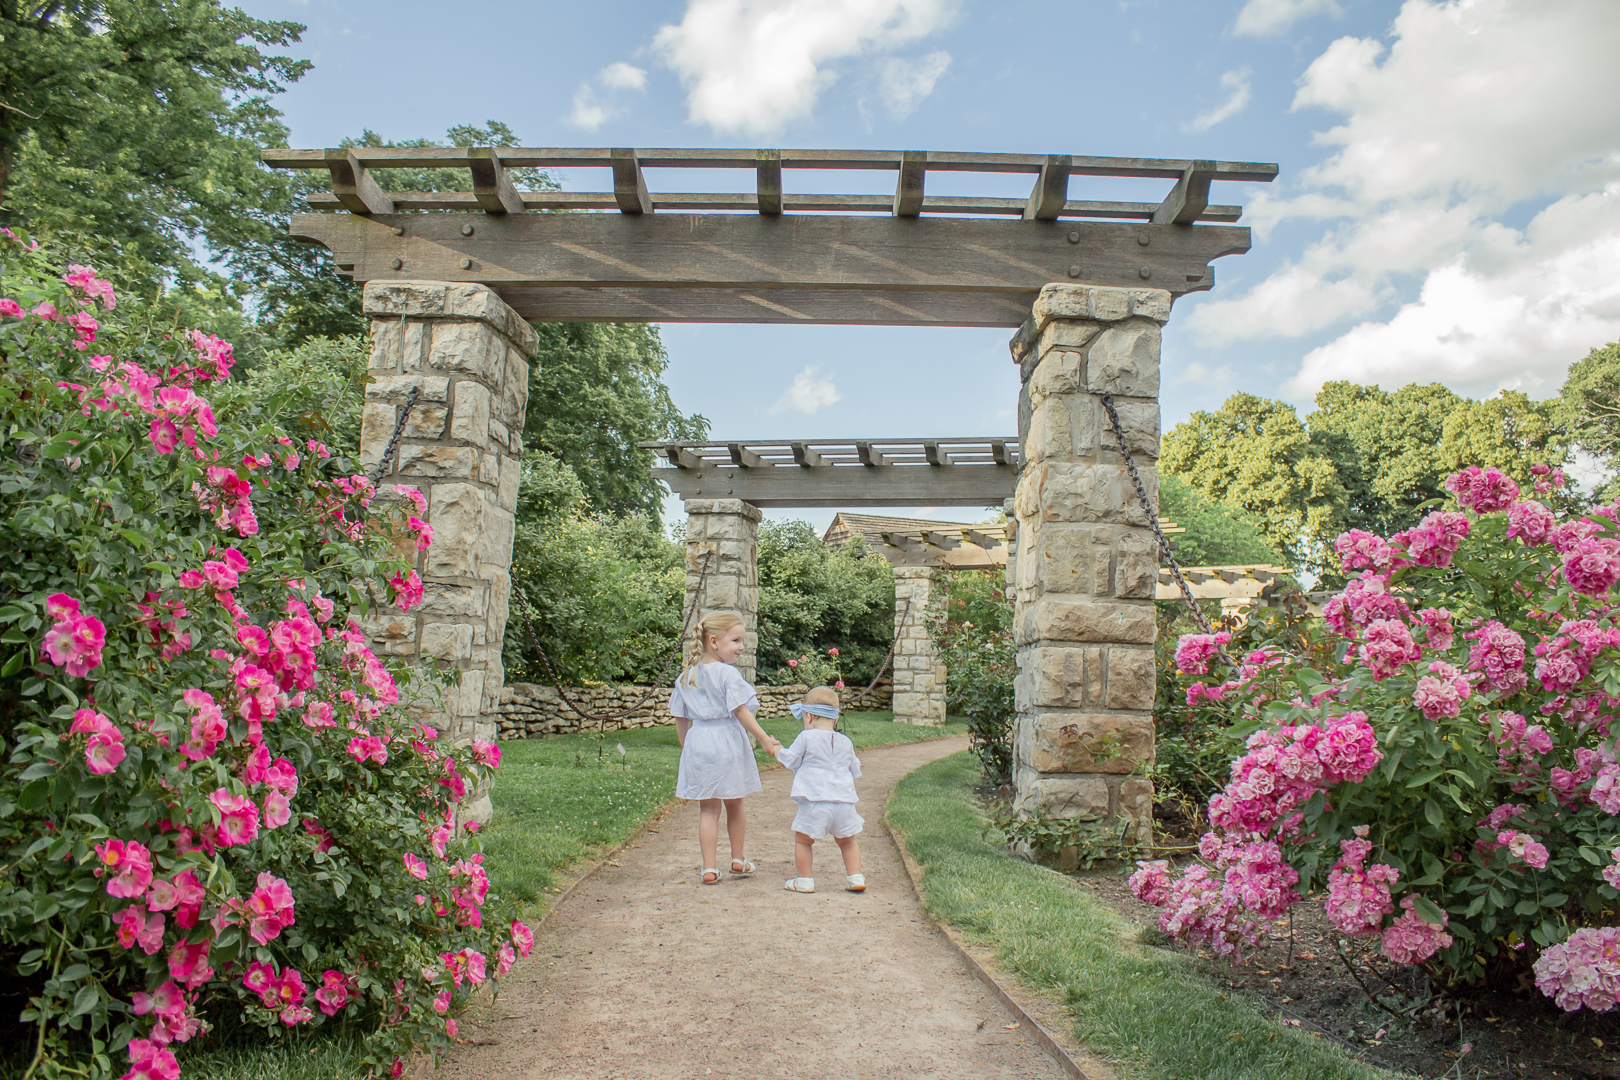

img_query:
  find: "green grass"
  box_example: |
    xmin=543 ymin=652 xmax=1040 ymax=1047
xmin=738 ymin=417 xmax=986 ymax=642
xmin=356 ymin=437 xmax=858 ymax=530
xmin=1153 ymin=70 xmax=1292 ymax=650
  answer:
xmin=481 ymin=711 xmax=965 ymax=910
xmin=887 ymin=752 xmax=1405 ymax=1080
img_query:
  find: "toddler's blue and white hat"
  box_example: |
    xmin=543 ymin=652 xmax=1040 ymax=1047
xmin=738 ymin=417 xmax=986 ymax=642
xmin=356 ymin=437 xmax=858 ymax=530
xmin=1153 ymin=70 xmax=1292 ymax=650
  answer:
xmin=789 ymin=702 xmax=841 ymax=721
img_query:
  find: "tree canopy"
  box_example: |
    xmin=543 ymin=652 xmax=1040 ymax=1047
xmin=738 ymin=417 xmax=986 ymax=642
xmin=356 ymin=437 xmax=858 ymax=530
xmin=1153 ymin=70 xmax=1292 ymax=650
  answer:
xmin=0 ymin=1 xmax=307 ymax=293
xmin=1163 ymin=382 xmax=1569 ymax=578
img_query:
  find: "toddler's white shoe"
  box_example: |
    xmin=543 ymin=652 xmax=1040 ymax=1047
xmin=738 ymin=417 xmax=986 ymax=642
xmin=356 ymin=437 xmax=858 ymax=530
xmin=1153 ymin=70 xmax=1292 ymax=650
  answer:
xmin=845 ymin=874 xmax=866 ymax=893
xmin=783 ymin=877 xmax=815 ymax=893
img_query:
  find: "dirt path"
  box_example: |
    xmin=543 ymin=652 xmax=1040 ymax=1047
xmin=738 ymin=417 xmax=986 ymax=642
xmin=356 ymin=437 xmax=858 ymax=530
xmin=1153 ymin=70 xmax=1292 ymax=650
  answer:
xmin=441 ymin=737 xmax=1070 ymax=1080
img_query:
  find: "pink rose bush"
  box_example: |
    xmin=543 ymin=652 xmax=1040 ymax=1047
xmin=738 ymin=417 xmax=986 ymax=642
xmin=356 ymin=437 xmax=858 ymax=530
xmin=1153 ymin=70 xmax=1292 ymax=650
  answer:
xmin=0 ymin=245 xmax=532 ymax=1076
xmin=1138 ymin=461 xmax=1620 ymax=1010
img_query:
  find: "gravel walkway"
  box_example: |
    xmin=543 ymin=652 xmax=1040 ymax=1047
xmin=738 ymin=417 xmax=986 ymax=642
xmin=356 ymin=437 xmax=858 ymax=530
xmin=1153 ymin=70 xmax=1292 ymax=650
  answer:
xmin=440 ymin=737 xmax=1070 ymax=1080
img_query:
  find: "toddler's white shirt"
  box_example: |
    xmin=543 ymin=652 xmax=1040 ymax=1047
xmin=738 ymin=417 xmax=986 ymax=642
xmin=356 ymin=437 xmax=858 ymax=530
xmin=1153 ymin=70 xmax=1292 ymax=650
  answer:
xmin=775 ymin=728 xmax=861 ymax=803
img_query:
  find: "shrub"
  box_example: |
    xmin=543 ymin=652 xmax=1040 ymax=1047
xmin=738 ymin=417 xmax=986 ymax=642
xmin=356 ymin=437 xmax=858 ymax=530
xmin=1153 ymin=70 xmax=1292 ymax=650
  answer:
xmin=938 ymin=569 xmax=1015 ymax=784
xmin=756 ymin=522 xmax=895 ymax=687
xmin=0 ymin=240 xmax=530 ymax=1079
xmin=1130 ymin=463 xmax=1620 ymax=1012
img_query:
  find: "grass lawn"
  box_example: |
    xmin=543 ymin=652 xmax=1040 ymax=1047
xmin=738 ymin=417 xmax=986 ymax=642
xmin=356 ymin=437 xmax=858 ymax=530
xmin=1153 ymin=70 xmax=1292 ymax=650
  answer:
xmin=887 ymin=751 xmax=1406 ymax=1080
xmin=481 ymin=710 xmax=966 ymax=910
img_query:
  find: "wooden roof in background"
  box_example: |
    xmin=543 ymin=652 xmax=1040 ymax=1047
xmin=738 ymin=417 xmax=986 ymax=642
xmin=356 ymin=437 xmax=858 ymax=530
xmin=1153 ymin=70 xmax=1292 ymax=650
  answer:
xmin=264 ymin=146 xmax=1276 ymax=326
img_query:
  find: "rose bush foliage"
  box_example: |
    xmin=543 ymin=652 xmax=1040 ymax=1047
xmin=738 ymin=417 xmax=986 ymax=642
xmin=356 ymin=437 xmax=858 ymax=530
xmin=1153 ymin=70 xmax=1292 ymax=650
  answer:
xmin=0 ymin=239 xmax=531 ymax=1079
xmin=1132 ymin=463 xmax=1620 ymax=1012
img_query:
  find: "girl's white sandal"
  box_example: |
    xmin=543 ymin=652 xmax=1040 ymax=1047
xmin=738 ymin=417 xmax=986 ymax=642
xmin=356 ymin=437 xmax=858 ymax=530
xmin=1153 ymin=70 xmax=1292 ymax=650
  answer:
xmin=845 ymin=874 xmax=866 ymax=893
xmin=729 ymin=858 xmax=757 ymax=876
xmin=783 ymin=877 xmax=815 ymax=893
xmin=701 ymin=868 xmax=721 ymax=885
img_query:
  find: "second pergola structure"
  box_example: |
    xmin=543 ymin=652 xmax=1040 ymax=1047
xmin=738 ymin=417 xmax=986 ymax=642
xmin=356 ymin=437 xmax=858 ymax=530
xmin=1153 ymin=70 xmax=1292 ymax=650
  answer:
xmin=267 ymin=141 xmax=1274 ymax=836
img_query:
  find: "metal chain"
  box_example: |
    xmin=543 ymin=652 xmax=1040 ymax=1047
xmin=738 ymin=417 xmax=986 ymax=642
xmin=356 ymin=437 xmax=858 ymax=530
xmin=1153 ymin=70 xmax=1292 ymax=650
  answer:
xmin=510 ymin=549 xmax=714 ymax=725
xmin=369 ymin=386 xmax=420 ymax=482
xmin=1096 ymin=392 xmax=1230 ymax=645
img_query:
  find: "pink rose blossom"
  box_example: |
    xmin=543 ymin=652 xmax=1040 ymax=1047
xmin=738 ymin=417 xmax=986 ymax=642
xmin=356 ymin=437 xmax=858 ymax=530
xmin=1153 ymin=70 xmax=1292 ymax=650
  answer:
xmin=1380 ymin=896 xmax=1453 ymax=965
xmin=1534 ymin=927 xmax=1620 ymax=1012
xmin=208 ymin=789 xmax=260 ymax=847
xmin=1465 ymin=621 xmax=1528 ymax=695
xmin=1358 ymin=619 xmax=1420 ymax=681
xmin=246 ymin=872 xmax=296 ymax=945
xmin=404 ymin=853 xmax=429 ymax=880
xmin=511 ymin=919 xmax=535 ymax=958
xmin=1506 ymin=499 xmax=1555 ymax=545
xmin=1416 ymin=607 xmax=1454 ymax=652
xmin=1175 ymin=631 xmax=1232 ymax=675
xmin=168 ymin=939 xmax=213 ymax=988
xmin=86 ymin=728 xmax=127 ymax=774
xmin=96 ymin=839 xmax=153 ymax=898
xmin=124 ymin=1037 xmax=180 ymax=1080
xmin=1445 ymin=465 xmax=1520 ymax=514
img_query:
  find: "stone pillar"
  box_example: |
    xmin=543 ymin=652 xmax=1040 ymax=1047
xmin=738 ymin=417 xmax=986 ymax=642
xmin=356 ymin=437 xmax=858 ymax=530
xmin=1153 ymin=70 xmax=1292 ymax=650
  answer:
xmin=1008 ymin=284 xmax=1168 ymax=842
xmin=683 ymin=499 xmax=761 ymax=683
xmin=891 ymin=566 xmax=947 ymax=726
xmin=358 ymin=281 xmax=535 ymax=820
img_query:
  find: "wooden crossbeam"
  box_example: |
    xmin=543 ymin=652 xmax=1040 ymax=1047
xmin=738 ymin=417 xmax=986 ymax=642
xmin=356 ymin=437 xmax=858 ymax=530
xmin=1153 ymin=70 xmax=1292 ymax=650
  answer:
xmin=664 ymin=445 xmax=703 ymax=469
xmin=467 ymin=147 xmax=524 ymax=214
xmin=893 ymin=150 xmax=927 ymax=217
xmin=966 ymin=528 xmax=1003 ymax=550
xmin=790 ymin=442 xmax=824 ymax=468
xmin=325 ymin=150 xmax=393 ymax=215
xmin=727 ymin=442 xmax=766 ymax=468
xmin=1024 ymin=155 xmax=1071 ymax=221
xmin=611 ymin=148 xmax=652 ymax=215
xmin=1154 ymin=160 xmax=1218 ymax=226
xmin=756 ymin=149 xmax=783 ymax=216
xmin=925 ymin=530 xmax=961 ymax=550
xmin=855 ymin=441 xmax=883 ymax=467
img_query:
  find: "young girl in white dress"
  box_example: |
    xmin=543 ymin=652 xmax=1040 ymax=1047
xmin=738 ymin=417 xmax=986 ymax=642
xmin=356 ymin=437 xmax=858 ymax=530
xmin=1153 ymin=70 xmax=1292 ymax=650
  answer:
xmin=669 ymin=611 xmax=782 ymax=885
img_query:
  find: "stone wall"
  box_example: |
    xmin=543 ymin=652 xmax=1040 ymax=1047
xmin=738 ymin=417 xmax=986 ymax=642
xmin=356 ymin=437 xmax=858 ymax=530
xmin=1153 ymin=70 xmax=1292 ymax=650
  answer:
xmin=494 ymin=680 xmax=894 ymax=739
xmin=1009 ymin=283 xmax=1167 ymax=842
xmin=891 ymin=566 xmax=947 ymax=725
xmin=356 ymin=281 xmax=535 ymax=820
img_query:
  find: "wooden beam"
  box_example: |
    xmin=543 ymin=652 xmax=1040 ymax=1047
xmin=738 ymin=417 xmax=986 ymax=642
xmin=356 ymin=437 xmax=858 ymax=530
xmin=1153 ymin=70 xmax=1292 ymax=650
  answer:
xmin=756 ymin=149 xmax=783 ymax=216
xmin=790 ymin=442 xmax=824 ymax=468
xmin=727 ymin=442 xmax=766 ymax=468
xmin=325 ymin=150 xmax=394 ymax=215
xmin=925 ymin=530 xmax=961 ymax=549
xmin=466 ymin=147 xmax=524 ymax=214
xmin=1153 ymin=160 xmax=1218 ymax=226
xmin=657 ymin=463 xmax=1016 ymax=508
xmin=611 ymin=148 xmax=653 ymax=215
xmin=289 ymin=212 xmax=1251 ymax=322
xmin=922 ymin=441 xmax=943 ymax=465
xmin=1023 ymin=155 xmax=1071 ymax=221
xmin=663 ymin=445 xmax=703 ymax=469
xmin=990 ymin=441 xmax=1009 ymax=465
xmin=855 ymin=441 xmax=885 ymax=467
xmin=881 ymin=532 xmax=924 ymax=552
xmin=967 ymin=529 xmax=1003 ymax=550
xmin=893 ymin=151 xmax=927 ymax=217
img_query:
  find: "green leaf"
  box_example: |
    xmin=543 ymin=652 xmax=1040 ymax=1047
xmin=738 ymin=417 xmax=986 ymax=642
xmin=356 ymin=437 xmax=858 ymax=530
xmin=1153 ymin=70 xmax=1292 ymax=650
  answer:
xmin=1 ymin=649 xmax=27 ymax=677
xmin=1514 ymin=899 xmax=1540 ymax=916
xmin=71 ymin=984 xmax=99 ymax=1017
xmin=1407 ymin=767 xmax=1444 ymax=788
xmin=1541 ymin=893 xmax=1569 ymax=908
xmin=1422 ymin=800 xmax=1444 ymax=828
xmin=1411 ymin=895 xmax=1447 ymax=926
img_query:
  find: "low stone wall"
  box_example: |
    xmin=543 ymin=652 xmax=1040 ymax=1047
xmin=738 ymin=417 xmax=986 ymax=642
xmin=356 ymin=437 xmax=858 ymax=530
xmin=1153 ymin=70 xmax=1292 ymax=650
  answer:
xmin=494 ymin=680 xmax=893 ymax=739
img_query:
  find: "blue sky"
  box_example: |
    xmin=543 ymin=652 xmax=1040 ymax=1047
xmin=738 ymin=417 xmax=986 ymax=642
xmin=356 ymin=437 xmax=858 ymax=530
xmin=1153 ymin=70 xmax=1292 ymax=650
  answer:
xmin=244 ymin=0 xmax=1620 ymax=530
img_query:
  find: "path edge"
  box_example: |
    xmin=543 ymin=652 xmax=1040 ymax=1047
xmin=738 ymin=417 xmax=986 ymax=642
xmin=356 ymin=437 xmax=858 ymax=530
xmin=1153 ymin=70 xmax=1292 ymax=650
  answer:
xmin=885 ymin=782 xmax=1091 ymax=1080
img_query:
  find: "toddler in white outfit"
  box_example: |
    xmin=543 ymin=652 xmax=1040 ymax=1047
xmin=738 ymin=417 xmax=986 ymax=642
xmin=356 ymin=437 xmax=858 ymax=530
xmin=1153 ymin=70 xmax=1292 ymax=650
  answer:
xmin=776 ymin=686 xmax=865 ymax=894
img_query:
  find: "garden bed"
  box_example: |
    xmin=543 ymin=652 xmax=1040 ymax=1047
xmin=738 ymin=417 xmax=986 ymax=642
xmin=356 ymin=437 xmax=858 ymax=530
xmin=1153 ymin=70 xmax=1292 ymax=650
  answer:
xmin=1078 ymin=851 xmax=1620 ymax=1080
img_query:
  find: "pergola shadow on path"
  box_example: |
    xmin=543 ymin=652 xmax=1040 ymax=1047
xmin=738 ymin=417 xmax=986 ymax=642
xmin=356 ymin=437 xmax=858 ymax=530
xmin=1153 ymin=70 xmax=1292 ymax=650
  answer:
xmin=267 ymin=144 xmax=1276 ymax=828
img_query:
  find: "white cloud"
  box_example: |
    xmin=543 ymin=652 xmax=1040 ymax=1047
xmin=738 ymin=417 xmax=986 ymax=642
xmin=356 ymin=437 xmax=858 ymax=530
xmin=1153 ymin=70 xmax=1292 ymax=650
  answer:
xmin=652 ymin=0 xmax=956 ymax=135
xmin=769 ymin=366 xmax=842 ymax=415
xmin=1182 ymin=67 xmax=1253 ymax=133
xmin=1233 ymin=0 xmax=1343 ymax=37
xmin=598 ymin=61 xmax=648 ymax=91
xmin=1173 ymin=360 xmax=1237 ymax=386
xmin=1189 ymin=0 xmax=1620 ymax=396
xmin=567 ymin=62 xmax=651 ymax=130
xmin=879 ymin=50 xmax=951 ymax=119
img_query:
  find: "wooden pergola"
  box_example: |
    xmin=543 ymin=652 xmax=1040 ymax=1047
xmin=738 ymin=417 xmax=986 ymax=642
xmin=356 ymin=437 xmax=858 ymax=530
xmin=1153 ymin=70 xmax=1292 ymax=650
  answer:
xmin=262 ymin=145 xmax=1273 ymax=327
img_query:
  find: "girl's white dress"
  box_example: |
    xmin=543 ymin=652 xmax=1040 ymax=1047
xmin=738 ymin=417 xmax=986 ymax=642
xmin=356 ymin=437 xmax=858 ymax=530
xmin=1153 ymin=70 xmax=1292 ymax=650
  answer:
xmin=670 ymin=662 xmax=762 ymax=800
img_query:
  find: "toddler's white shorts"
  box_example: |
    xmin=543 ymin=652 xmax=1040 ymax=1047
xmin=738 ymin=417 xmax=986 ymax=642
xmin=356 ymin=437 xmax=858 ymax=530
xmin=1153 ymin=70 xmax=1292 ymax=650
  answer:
xmin=791 ymin=799 xmax=864 ymax=840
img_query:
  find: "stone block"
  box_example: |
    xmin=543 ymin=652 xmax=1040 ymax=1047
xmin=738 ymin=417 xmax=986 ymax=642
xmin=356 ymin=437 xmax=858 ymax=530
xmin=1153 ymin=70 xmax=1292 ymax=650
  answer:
xmin=1023 ymin=397 xmax=1070 ymax=463
xmin=1012 ymin=768 xmax=1110 ymax=821
xmin=1085 ymin=322 xmax=1160 ymax=398
xmin=402 ymin=405 xmax=448 ymax=439
xmin=1030 ymin=283 xmax=1132 ymax=328
xmin=1128 ymin=289 xmax=1172 ymax=322
xmin=1025 ymin=712 xmax=1154 ymax=774
xmin=369 ymin=320 xmax=401 ymax=373
xmin=1092 ymin=551 xmax=1112 ymax=596
xmin=1116 ymin=532 xmax=1158 ymax=599
xmin=358 ymin=402 xmax=396 ymax=472
xmin=1119 ymin=779 xmax=1155 ymax=841
xmin=397 ymin=444 xmax=480 ymax=480
xmin=1028 ymin=462 xmax=1157 ymax=527
xmin=424 ymin=482 xmax=485 ymax=578
xmin=421 ymin=622 xmax=474 ymax=662
xmin=1105 ymin=646 xmax=1157 ymax=710
xmin=360 ymin=612 xmax=417 ymax=656
xmin=367 ymin=374 xmax=450 ymax=402
xmin=1017 ymin=598 xmax=1156 ymax=646
xmin=1028 ymin=348 xmax=1082 ymax=404
xmin=419 ymin=583 xmax=488 ymax=619
xmin=1099 ymin=397 xmax=1160 ymax=461
xmin=1023 ymin=524 xmax=1099 ymax=596
xmin=450 ymin=380 xmax=493 ymax=443
xmin=686 ymin=498 xmax=761 ymax=522
xmin=497 ymin=453 xmax=521 ymax=512
xmin=1014 ymin=646 xmax=1101 ymax=709
xmin=363 ymin=280 xmax=538 ymax=355
xmin=428 ymin=322 xmax=500 ymax=385
xmin=477 ymin=504 xmax=515 ymax=569
xmin=1038 ymin=320 xmax=1102 ymax=357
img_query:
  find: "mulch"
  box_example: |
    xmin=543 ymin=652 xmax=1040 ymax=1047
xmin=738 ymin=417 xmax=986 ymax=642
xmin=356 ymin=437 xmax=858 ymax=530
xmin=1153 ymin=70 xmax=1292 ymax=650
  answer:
xmin=1073 ymin=854 xmax=1620 ymax=1080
